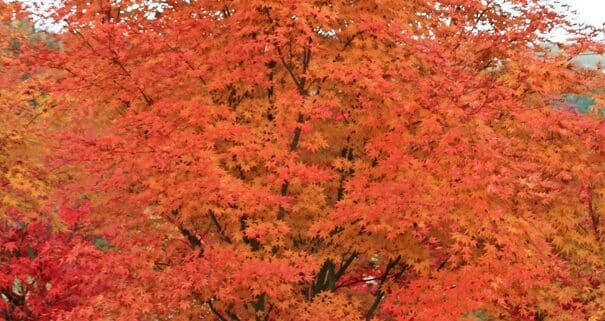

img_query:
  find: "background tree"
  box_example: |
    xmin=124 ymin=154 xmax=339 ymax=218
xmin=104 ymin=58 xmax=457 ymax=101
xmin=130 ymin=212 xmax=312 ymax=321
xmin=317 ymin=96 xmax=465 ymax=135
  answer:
xmin=0 ymin=4 xmax=104 ymax=320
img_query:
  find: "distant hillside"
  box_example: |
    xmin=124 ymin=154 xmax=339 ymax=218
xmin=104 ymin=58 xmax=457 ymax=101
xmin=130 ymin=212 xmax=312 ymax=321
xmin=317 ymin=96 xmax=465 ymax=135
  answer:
xmin=539 ymin=42 xmax=605 ymax=71
xmin=570 ymin=53 xmax=605 ymax=71
xmin=537 ymin=43 xmax=604 ymax=113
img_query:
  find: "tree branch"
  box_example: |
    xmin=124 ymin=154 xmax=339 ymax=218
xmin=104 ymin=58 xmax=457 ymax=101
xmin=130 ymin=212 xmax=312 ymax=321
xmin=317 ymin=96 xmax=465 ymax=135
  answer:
xmin=170 ymin=208 xmax=202 ymax=249
xmin=365 ymin=256 xmax=402 ymax=320
xmin=207 ymin=300 xmax=229 ymax=321
xmin=208 ymin=210 xmax=232 ymax=244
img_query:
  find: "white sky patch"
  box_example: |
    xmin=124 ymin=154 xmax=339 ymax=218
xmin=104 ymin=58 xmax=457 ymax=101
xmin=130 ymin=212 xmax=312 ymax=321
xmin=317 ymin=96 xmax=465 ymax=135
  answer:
xmin=561 ymin=0 xmax=605 ymax=27
xmin=545 ymin=0 xmax=604 ymax=42
xmin=11 ymin=0 xmax=64 ymax=32
xmin=10 ymin=0 xmax=605 ymax=40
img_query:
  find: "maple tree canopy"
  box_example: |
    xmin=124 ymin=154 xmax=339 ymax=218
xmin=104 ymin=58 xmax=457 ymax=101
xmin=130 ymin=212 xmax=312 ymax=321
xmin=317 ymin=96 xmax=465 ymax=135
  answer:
xmin=1 ymin=0 xmax=605 ymax=320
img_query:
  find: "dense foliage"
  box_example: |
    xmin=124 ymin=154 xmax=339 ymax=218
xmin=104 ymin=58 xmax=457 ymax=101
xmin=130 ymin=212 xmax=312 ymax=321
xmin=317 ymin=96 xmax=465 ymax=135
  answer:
xmin=1 ymin=1 xmax=604 ymax=320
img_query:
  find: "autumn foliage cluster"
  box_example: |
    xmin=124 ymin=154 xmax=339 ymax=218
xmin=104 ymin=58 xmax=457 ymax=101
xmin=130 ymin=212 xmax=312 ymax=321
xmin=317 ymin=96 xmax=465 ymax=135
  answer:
xmin=1 ymin=0 xmax=605 ymax=320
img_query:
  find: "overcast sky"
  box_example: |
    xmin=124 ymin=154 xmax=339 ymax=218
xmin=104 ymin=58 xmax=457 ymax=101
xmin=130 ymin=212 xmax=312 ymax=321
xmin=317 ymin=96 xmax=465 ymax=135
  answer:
xmin=546 ymin=0 xmax=604 ymax=42
xmin=15 ymin=0 xmax=605 ymax=37
xmin=563 ymin=0 xmax=604 ymax=27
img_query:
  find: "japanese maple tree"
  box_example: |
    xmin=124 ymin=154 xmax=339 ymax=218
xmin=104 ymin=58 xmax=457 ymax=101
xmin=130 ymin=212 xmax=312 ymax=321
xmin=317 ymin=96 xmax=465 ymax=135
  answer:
xmin=7 ymin=0 xmax=605 ymax=320
xmin=0 ymin=206 xmax=103 ymax=321
xmin=0 ymin=5 xmax=105 ymax=320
